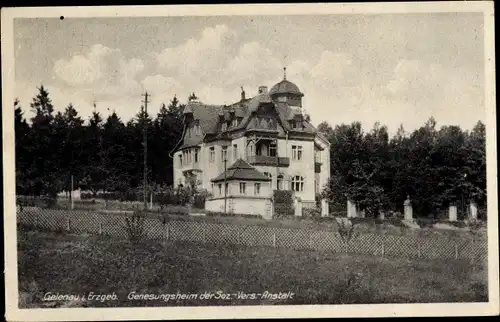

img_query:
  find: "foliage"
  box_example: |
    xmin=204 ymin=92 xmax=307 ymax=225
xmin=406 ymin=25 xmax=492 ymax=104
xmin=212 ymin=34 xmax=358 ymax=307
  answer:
xmin=15 ymin=87 xmax=185 ymax=198
xmin=273 ymin=190 xmax=295 ymax=218
xmin=321 ymin=119 xmax=486 ymax=219
xmin=336 ymin=219 xmax=359 ymax=248
xmin=302 ymin=207 xmax=321 ymax=218
xmin=124 ymin=211 xmax=147 ymax=245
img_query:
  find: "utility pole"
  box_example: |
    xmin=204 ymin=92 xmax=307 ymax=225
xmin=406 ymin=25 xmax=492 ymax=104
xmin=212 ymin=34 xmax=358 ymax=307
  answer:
xmin=141 ymin=91 xmax=151 ymax=210
xmin=224 ymin=156 xmax=227 ymax=215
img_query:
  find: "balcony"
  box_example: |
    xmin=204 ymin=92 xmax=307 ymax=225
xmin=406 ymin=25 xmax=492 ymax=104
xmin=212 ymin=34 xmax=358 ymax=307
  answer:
xmin=247 ymin=155 xmax=290 ymax=167
xmin=314 ymin=162 xmax=322 ymax=173
xmin=181 ymin=161 xmax=201 ymax=173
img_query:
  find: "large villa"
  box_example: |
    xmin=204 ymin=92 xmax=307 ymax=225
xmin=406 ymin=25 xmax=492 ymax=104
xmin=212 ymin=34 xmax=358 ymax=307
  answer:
xmin=172 ymin=72 xmax=331 ymax=219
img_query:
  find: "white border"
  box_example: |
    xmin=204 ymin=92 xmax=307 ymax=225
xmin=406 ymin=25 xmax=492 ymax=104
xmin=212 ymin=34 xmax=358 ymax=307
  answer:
xmin=2 ymin=2 xmax=498 ymax=320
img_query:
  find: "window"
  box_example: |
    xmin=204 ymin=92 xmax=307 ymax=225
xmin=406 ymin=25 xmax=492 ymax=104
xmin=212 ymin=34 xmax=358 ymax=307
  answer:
xmin=178 ymin=154 xmax=183 ymax=167
xmin=239 ymin=182 xmax=246 ymax=195
xmin=291 ymin=175 xmax=304 ymax=192
xmin=254 ymin=183 xmax=261 ymax=195
xmin=269 ymin=142 xmax=277 ymax=157
xmin=292 ymin=145 xmax=303 ymax=161
xmin=291 ymin=120 xmax=302 ymax=130
xmin=211 ymin=183 xmax=214 ymax=194
xmin=277 ymin=174 xmax=284 ymax=190
xmin=221 ymin=123 xmax=227 ymax=131
xmin=232 ymin=119 xmax=238 ymax=128
xmin=218 ymin=184 xmax=222 ymax=196
xmin=248 ymin=142 xmax=254 ymax=156
xmin=315 ymin=180 xmax=319 ymax=194
xmin=233 ymin=144 xmax=238 ymax=160
xmin=225 ymin=183 xmax=229 ymax=195
xmin=209 ymin=147 xmax=215 ymax=163
xmin=315 ymin=150 xmax=321 ymax=163
xmin=194 ymin=149 xmax=199 ymax=163
xmin=221 ymin=146 xmax=228 ymax=161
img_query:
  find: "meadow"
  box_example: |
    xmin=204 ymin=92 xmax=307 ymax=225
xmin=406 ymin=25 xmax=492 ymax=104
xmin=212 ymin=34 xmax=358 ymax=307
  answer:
xmin=18 ymin=225 xmax=488 ymax=308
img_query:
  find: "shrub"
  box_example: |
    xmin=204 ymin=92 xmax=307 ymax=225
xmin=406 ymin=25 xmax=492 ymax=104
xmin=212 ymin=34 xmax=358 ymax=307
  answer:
xmin=192 ymin=189 xmax=210 ymax=209
xmin=273 ymin=190 xmax=294 ymax=219
xmin=124 ymin=211 xmax=146 ymax=245
xmin=336 ymin=219 xmax=359 ymax=252
xmin=303 ymin=207 xmax=321 ymax=218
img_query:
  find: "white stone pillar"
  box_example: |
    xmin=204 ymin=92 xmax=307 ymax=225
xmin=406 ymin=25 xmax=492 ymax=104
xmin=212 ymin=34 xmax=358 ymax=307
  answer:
xmin=321 ymin=199 xmax=329 ymax=217
xmin=404 ymin=198 xmax=413 ymax=221
xmin=469 ymin=202 xmax=478 ymax=220
xmin=347 ymin=200 xmax=357 ymax=218
xmin=448 ymin=205 xmax=457 ymax=222
xmin=294 ymin=198 xmax=302 ymax=217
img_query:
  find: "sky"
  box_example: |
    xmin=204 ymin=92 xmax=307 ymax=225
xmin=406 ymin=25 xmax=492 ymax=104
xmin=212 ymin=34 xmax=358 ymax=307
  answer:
xmin=14 ymin=13 xmax=485 ymax=134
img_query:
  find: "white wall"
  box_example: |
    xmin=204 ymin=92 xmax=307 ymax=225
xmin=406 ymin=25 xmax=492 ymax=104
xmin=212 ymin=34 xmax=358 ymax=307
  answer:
xmin=205 ymin=197 xmax=272 ymax=219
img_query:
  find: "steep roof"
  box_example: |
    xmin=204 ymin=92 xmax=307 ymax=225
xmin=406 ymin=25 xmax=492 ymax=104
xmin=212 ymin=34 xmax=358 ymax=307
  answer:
xmin=211 ymin=159 xmax=271 ymax=182
xmin=174 ymin=83 xmax=319 ymax=152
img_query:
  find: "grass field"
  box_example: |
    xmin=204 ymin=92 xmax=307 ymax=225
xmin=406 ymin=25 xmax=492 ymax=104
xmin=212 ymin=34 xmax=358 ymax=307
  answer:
xmin=17 ymin=225 xmax=488 ymax=308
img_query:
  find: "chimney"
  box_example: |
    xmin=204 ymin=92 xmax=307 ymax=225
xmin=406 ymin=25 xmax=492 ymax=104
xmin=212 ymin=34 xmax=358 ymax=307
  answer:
xmin=258 ymin=86 xmax=268 ymax=95
xmin=240 ymin=86 xmax=246 ymax=101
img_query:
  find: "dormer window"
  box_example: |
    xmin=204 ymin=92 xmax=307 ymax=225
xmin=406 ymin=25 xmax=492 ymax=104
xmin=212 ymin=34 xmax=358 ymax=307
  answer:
xmin=231 ymin=118 xmax=238 ymax=128
xmin=290 ymin=120 xmax=302 ymax=130
xmin=221 ymin=123 xmax=227 ymax=131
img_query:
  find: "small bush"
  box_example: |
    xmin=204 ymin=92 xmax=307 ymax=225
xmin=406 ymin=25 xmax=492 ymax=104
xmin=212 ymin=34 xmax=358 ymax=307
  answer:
xmin=124 ymin=211 xmax=146 ymax=244
xmin=303 ymin=208 xmax=321 ymax=218
xmin=273 ymin=190 xmax=294 ymax=219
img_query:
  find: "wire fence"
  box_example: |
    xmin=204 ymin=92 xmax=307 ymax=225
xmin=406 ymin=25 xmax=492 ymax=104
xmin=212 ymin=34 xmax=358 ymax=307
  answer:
xmin=16 ymin=207 xmax=487 ymax=262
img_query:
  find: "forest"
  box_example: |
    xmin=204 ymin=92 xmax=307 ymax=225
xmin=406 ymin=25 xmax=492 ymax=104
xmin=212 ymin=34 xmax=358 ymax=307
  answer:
xmin=14 ymin=85 xmax=487 ymax=219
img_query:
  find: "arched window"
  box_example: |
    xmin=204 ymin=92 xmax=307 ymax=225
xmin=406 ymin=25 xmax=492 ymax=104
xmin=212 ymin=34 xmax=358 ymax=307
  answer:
xmin=277 ymin=174 xmax=284 ymax=190
xmin=291 ymin=175 xmax=304 ymax=192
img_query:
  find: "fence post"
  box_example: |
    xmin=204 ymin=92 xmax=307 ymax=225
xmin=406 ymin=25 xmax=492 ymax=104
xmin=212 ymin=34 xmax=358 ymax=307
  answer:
xmin=454 ymin=243 xmax=458 ymax=260
xmin=272 ymin=232 xmax=276 ymax=248
xmin=381 ymin=240 xmax=385 ymax=258
xmin=99 ymin=221 xmax=103 ymax=235
xmin=309 ymin=232 xmax=313 ymax=249
xmin=66 ymin=217 xmax=71 ymax=231
xmin=418 ymin=244 xmax=421 ymax=258
xmin=202 ymin=229 xmax=206 ymax=243
xmin=237 ymin=230 xmax=240 ymax=245
xmin=166 ymin=225 xmax=169 ymax=241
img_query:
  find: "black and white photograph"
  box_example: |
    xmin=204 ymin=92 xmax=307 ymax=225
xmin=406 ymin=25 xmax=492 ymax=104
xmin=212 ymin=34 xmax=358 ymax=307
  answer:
xmin=2 ymin=2 xmax=498 ymax=320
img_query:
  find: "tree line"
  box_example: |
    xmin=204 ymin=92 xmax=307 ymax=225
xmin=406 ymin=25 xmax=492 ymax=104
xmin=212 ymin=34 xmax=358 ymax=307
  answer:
xmin=14 ymin=85 xmax=487 ymax=218
xmin=15 ymin=85 xmax=185 ymax=200
xmin=317 ymin=118 xmax=486 ymax=219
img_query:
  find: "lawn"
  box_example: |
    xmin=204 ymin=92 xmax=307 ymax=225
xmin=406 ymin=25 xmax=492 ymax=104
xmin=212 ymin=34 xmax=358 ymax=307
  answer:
xmin=17 ymin=225 xmax=488 ymax=308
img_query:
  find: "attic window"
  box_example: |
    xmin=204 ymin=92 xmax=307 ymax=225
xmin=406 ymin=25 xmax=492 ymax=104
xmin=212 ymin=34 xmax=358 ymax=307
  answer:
xmin=231 ymin=118 xmax=238 ymax=128
xmin=291 ymin=120 xmax=302 ymax=130
xmin=221 ymin=123 xmax=227 ymax=131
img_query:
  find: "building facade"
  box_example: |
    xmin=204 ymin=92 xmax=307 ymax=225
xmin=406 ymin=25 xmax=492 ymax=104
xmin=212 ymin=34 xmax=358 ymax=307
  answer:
xmin=172 ymin=74 xmax=331 ymax=218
